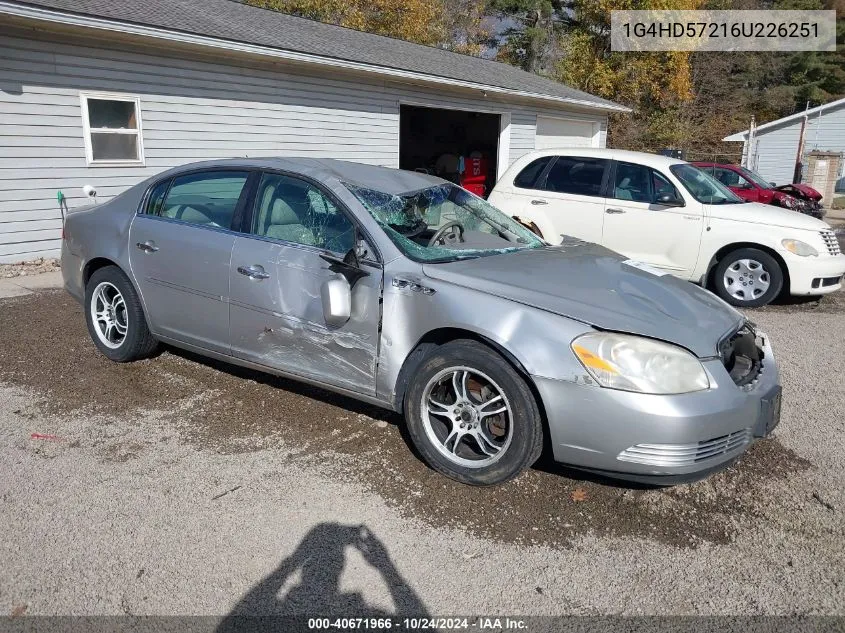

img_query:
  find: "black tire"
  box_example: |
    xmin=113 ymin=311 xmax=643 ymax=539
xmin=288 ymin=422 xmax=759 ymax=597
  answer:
xmin=712 ymin=248 xmax=784 ymax=308
xmin=403 ymin=340 xmax=543 ymax=486
xmin=84 ymin=265 xmax=159 ymax=362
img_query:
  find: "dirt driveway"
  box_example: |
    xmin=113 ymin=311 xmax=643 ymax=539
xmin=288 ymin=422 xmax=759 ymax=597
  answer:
xmin=0 ymin=289 xmax=843 ymax=617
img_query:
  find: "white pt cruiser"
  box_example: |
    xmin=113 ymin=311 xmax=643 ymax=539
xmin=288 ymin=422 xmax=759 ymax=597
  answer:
xmin=489 ymin=149 xmax=845 ymax=307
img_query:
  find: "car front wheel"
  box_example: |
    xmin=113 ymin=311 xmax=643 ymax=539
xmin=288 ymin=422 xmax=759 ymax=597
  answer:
xmin=713 ymin=248 xmax=784 ymax=307
xmin=84 ymin=265 xmax=159 ymax=362
xmin=404 ymin=340 xmax=544 ymax=486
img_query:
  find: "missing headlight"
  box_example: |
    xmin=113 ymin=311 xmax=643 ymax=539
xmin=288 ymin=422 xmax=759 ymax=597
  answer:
xmin=720 ymin=326 xmax=763 ymax=387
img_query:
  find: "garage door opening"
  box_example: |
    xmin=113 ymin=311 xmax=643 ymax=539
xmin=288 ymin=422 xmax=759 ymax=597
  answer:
xmin=399 ymin=105 xmax=500 ymax=198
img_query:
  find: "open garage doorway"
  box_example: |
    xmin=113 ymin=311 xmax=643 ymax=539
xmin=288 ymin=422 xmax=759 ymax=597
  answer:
xmin=399 ymin=104 xmax=500 ymax=198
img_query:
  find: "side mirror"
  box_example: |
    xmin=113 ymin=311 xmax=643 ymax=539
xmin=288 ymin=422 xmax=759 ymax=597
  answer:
xmin=769 ymin=181 xmax=777 ymax=187
xmin=655 ymin=193 xmax=684 ymax=207
xmin=354 ymin=237 xmax=371 ymax=262
xmin=320 ymin=276 xmax=351 ymax=327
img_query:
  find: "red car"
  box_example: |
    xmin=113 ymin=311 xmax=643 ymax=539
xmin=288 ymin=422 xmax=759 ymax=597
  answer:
xmin=693 ymin=162 xmax=824 ymax=219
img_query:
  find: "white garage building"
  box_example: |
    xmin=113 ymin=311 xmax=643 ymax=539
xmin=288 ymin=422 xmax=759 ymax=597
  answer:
xmin=0 ymin=0 xmax=626 ymax=262
xmin=724 ymin=97 xmax=845 ymax=189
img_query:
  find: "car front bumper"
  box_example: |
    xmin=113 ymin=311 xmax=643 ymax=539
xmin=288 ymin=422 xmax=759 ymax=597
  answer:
xmin=534 ymin=333 xmax=781 ymax=483
xmin=785 ymin=252 xmax=845 ymax=296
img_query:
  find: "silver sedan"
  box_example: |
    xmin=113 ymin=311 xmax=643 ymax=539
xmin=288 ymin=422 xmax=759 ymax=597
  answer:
xmin=61 ymin=158 xmax=782 ymax=485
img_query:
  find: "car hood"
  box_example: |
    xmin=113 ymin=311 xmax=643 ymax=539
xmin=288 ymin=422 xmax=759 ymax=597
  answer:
xmin=708 ymin=201 xmax=829 ymax=230
xmin=775 ymin=183 xmax=822 ymax=201
xmin=422 ymin=242 xmax=744 ymax=358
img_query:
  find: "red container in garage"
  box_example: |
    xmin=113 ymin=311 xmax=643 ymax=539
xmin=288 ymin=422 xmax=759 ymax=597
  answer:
xmin=460 ymin=156 xmax=489 ymax=197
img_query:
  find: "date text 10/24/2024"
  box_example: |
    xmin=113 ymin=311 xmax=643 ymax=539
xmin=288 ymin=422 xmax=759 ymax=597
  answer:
xmin=308 ymin=618 xmax=528 ymax=630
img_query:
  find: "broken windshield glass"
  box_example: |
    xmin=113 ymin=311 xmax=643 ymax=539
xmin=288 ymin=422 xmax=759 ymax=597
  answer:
xmin=344 ymin=182 xmax=543 ymax=263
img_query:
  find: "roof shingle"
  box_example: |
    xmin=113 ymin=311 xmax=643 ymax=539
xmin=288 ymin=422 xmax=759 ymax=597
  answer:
xmin=8 ymin=0 xmax=627 ymax=111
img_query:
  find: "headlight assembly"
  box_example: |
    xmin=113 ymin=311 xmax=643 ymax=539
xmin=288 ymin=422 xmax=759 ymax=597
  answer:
xmin=571 ymin=332 xmax=710 ymax=395
xmin=781 ymin=239 xmax=818 ymax=257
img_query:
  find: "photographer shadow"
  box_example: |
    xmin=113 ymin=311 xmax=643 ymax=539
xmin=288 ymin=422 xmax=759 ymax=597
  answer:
xmin=216 ymin=522 xmax=429 ymax=632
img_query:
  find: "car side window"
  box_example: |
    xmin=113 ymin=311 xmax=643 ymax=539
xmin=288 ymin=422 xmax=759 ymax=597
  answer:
xmin=652 ymin=170 xmax=682 ymax=202
xmin=612 ymin=162 xmax=653 ymax=203
xmin=251 ymin=173 xmax=356 ymax=254
xmin=157 ymin=171 xmax=249 ymax=229
xmin=543 ymin=157 xmax=608 ymax=197
xmin=713 ymin=168 xmax=748 ymax=188
xmin=514 ymin=156 xmax=554 ymax=189
xmin=145 ymin=179 xmax=170 ymax=215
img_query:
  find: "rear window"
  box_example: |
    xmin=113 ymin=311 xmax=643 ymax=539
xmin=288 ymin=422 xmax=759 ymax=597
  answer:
xmin=514 ymin=156 xmax=554 ymax=189
xmin=543 ymin=157 xmax=608 ymax=197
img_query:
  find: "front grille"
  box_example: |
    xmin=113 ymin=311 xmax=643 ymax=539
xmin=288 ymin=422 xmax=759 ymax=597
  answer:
xmin=617 ymin=429 xmax=752 ymax=467
xmin=719 ymin=325 xmax=763 ymax=388
xmin=821 ymin=229 xmax=841 ymax=256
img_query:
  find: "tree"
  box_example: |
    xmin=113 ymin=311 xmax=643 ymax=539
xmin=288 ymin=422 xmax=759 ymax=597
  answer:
xmin=246 ymin=0 xmax=448 ymax=47
xmin=490 ymin=0 xmax=568 ymax=73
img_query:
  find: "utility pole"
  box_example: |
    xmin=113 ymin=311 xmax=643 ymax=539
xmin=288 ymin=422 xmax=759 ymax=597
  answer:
xmin=742 ymin=116 xmax=756 ymax=168
xmin=793 ymin=101 xmax=810 ymax=183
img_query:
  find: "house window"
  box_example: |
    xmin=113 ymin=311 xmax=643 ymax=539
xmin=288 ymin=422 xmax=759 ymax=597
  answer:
xmin=80 ymin=93 xmax=144 ymax=165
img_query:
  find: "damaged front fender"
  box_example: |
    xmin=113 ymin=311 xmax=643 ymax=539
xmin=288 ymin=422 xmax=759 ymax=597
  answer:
xmin=377 ymin=263 xmax=595 ymax=407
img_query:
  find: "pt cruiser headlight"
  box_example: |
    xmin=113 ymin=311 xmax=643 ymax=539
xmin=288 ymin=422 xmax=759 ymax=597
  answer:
xmin=571 ymin=332 xmax=710 ymax=395
xmin=781 ymin=239 xmax=818 ymax=257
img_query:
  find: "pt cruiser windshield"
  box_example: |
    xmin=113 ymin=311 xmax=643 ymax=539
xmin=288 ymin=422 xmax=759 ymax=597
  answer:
xmin=345 ymin=182 xmax=544 ymax=263
xmin=670 ymin=163 xmax=744 ymax=205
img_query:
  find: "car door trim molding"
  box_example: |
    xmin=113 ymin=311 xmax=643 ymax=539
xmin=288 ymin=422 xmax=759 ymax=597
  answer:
xmin=145 ymin=276 xmax=227 ymax=303
xmin=156 ymin=333 xmax=385 ymax=403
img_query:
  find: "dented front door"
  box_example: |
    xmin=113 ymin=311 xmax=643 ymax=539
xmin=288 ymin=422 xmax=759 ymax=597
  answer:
xmin=227 ymin=169 xmax=383 ymax=394
xmin=229 ymin=237 xmax=381 ymax=393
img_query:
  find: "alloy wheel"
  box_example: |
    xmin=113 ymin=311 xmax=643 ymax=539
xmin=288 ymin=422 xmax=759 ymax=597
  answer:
xmin=90 ymin=281 xmax=128 ymax=349
xmin=420 ymin=367 xmax=513 ymax=468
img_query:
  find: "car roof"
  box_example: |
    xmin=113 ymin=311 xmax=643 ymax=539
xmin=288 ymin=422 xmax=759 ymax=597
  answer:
xmin=517 ymin=148 xmax=689 ymax=169
xmin=155 ymin=157 xmax=446 ymax=195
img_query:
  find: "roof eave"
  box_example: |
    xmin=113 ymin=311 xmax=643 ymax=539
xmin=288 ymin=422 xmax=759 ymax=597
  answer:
xmin=0 ymin=0 xmax=631 ymax=113
xmin=723 ymin=96 xmax=845 ymax=141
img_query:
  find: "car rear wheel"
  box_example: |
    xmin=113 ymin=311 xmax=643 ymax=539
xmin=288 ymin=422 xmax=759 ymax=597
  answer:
xmin=85 ymin=265 xmax=159 ymax=362
xmin=713 ymin=248 xmax=784 ymax=307
xmin=404 ymin=340 xmax=543 ymax=486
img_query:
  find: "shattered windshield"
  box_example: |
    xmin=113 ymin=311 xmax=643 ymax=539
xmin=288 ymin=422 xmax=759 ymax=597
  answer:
xmin=670 ymin=164 xmax=744 ymax=205
xmin=345 ymin=182 xmax=544 ymax=263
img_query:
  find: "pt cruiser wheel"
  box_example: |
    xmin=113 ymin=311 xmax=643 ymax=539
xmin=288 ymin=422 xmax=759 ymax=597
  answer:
xmin=404 ymin=340 xmax=544 ymax=486
xmin=84 ymin=266 xmax=159 ymax=362
xmin=713 ymin=247 xmax=784 ymax=308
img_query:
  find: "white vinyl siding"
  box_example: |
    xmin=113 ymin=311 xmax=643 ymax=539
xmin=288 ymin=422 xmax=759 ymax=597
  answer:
xmin=747 ymin=104 xmax=845 ymax=187
xmin=0 ymin=24 xmax=608 ymax=262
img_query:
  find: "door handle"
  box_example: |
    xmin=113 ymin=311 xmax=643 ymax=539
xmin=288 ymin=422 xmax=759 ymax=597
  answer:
xmin=605 ymin=208 xmax=626 ymax=214
xmin=530 ymin=199 xmax=548 ymax=205
xmin=136 ymin=241 xmax=159 ymax=253
xmin=237 ymin=265 xmax=270 ymax=280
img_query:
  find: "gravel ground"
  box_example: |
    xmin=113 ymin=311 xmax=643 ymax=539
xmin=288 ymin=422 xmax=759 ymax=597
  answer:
xmin=0 ymin=290 xmax=843 ymax=618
